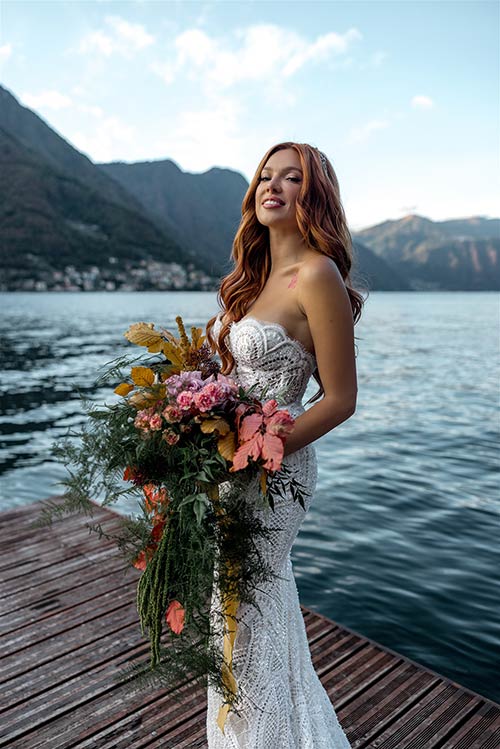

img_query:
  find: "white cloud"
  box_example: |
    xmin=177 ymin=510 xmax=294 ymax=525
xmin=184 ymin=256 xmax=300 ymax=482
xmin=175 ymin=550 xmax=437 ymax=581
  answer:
xmin=0 ymin=43 xmax=13 ymax=62
xmin=411 ymin=95 xmax=434 ymax=109
xmin=69 ymin=115 xmax=137 ymax=162
xmin=21 ymin=89 xmax=73 ymax=111
xmin=78 ymin=103 xmax=104 ymax=118
xmin=151 ymin=24 xmax=362 ymax=92
xmin=346 ymin=118 xmax=390 ymax=144
xmin=78 ymin=15 xmax=154 ymax=58
xmin=106 ymin=16 xmax=155 ymax=50
xmin=154 ymin=95 xmax=246 ymax=173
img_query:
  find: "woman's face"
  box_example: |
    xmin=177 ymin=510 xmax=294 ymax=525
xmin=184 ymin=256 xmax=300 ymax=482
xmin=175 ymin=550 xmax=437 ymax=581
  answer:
xmin=254 ymin=148 xmax=303 ymax=230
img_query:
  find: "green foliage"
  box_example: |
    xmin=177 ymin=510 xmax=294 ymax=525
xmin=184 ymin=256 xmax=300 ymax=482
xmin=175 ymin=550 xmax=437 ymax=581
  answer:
xmin=33 ymin=346 xmax=309 ymax=717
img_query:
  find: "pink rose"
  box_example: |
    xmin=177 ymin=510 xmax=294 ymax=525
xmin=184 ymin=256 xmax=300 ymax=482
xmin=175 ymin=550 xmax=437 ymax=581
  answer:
xmin=162 ymin=429 xmax=180 ymax=445
xmin=149 ymin=414 xmax=162 ymax=431
xmin=193 ymin=388 xmax=217 ymax=412
xmin=134 ymin=408 xmax=153 ymax=431
xmin=162 ymin=404 xmax=182 ymax=422
xmin=177 ymin=391 xmax=194 ymax=410
xmin=203 ymin=382 xmax=225 ymax=403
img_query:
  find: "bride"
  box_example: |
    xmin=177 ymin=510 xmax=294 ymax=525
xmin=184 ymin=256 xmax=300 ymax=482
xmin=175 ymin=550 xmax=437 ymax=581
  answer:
xmin=205 ymin=141 xmax=364 ymax=748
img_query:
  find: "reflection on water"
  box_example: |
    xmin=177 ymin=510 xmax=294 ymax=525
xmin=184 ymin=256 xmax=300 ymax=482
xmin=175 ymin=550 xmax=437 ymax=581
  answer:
xmin=0 ymin=291 xmax=499 ymax=702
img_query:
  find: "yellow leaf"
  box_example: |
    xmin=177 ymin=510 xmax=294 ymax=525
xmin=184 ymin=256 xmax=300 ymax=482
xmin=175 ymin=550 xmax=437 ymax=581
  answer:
xmin=218 ymin=431 xmax=236 ymax=461
xmin=129 ymin=391 xmax=158 ymax=409
xmin=114 ymin=382 xmax=134 ymax=396
xmin=160 ymin=365 xmax=177 ymax=382
xmin=191 ymin=326 xmax=206 ymax=349
xmin=260 ymin=468 xmax=267 ymax=495
xmin=161 ymin=341 xmax=185 ymax=367
xmin=200 ymin=417 xmax=230 ymax=436
xmin=131 ymin=366 xmax=155 ymax=387
xmin=124 ymin=322 xmax=164 ymax=349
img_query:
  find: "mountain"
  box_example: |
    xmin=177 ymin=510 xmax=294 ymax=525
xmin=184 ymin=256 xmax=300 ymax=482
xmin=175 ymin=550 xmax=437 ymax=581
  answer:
xmin=98 ymin=159 xmax=248 ymax=276
xmin=0 ymin=84 xmax=216 ymax=287
xmin=0 ymin=85 xmax=151 ymax=218
xmin=351 ymin=240 xmax=411 ymax=291
xmin=1 ymin=83 xmax=497 ymax=291
xmin=353 ymin=214 xmax=499 ymax=290
xmin=0 ymin=126 xmax=193 ymax=285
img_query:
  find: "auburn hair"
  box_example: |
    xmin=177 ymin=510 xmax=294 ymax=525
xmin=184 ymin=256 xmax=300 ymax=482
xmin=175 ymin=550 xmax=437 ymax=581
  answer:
xmin=206 ymin=141 xmax=367 ymax=405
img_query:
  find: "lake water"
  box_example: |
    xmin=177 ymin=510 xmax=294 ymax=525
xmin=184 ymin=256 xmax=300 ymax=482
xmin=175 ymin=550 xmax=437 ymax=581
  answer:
xmin=0 ymin=291 xmax=499 ymax=703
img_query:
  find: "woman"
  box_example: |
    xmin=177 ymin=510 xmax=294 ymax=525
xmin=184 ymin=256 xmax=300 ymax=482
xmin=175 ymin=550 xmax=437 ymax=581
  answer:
xmin=205 ymin=141 xmax=364 ymax=748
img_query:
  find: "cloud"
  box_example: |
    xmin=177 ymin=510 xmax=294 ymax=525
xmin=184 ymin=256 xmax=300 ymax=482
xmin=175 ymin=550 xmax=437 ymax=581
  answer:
xmin=70 ymin=115 xmax=137 ymax=162
xmin=151 ymin=23 xmax=362 ymax=92
xmin=21 ymin=90 xmax=73 ymax=111
xmin=346 ymin=118 xmax=390 ymax=144
xmin=0 ymin=43 xmax=13 ymax=62
xmin=78 ymin=15 xmax=154 ymax=58
xmin=154 ymin=94 xmax=246 ymax=173
xmin=411 ymin=95 xmax=434 ymax=110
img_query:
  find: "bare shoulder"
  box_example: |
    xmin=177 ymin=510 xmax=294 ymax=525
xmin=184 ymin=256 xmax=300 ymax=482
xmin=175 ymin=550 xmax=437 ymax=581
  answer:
xmin=297 ymin=253 xmax=348 ymax=313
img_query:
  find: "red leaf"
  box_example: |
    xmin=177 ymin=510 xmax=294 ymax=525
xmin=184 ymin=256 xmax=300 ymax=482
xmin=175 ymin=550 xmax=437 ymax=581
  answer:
xmin=239 ymin=412 xmax=263 ymax=441
xmin=166 ymin=600 xmax=185 ymax=634
xmin=231 ymin=433 xmax=264 ymax=471
xmin=262 ymin=398 xmax=279 ymax=417
xmin=261 ymin=432 xmax=285 ymax=471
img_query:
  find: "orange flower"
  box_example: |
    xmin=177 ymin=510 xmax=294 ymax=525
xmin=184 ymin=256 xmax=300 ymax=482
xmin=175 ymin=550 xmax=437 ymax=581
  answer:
xmin=151 ymin=518 xmax=166 ymax=543
xmin=123 ymin=465 xmax=135 ymax=481
xmin=132 ymin=543 xmax=156 ymax=570
xmin=143 ymin=484 xmax=170 ymax=513
xmin=166 ymin=600 xmax=185 ymax=634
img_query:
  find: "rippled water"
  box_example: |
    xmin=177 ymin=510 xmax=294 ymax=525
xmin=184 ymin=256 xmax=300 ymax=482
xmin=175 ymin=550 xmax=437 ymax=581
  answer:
xmin=1 ymin=291 xmax=498 ymax=702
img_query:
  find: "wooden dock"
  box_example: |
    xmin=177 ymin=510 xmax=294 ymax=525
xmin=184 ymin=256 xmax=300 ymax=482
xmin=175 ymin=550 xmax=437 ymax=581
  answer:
xmin=1 ymin=498 xmax=499 ymax=748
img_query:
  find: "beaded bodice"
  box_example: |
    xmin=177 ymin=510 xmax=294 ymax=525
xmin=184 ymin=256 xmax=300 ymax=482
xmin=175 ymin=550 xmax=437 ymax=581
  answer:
xmin=212 ymin=313 xmax=317 ymax=418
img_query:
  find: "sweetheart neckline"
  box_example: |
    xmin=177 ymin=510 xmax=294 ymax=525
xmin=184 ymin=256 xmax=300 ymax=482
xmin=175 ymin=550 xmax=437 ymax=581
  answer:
xmin=230 ymin=316 xmax=316 ymax=364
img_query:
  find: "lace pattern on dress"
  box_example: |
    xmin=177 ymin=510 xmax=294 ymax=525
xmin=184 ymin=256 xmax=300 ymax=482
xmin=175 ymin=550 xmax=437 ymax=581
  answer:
xmin=206 ymin=312 xmax=351 ymax=748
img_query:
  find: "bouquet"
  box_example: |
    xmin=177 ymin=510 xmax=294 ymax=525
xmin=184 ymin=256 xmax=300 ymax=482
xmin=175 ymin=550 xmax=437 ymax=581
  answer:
xmin=35 ymin=316 xmax=308 ymax=733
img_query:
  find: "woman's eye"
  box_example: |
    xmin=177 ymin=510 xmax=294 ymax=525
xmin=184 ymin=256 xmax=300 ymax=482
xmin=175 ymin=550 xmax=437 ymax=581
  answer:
xmin=258 ymin=176 xmax=301 ymax=182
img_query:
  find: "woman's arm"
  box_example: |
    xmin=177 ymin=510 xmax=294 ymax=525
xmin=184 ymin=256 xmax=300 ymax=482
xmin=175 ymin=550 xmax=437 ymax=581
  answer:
xmin=282 ymin=255 xmax=358 ymax=457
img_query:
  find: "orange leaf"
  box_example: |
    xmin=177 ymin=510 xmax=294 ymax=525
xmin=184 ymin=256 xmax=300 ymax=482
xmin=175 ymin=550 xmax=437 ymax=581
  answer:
xmin=261 ymin=432 xmax=285 ymax=471
xmin=200 ymin=417 xmax=230 ymax=436
xmin=218 ymin=431 xmax=236 ymax=461
xmin=166 ymin=600 xmax=185 ymax=634
xmin=114 ymin=382 xmax=134 ymax=396
xmin=239 ymin=412 xmax=263 ymax=442
xmin=230 ymin=433 xmax=263 ymax=471
xmin=262 ymin=398 xmax=279 ymax=417
xmin=131 ymin=366 xmax=155 ymax=387
xmin=260 ymin=468 xmax=267 ymax=495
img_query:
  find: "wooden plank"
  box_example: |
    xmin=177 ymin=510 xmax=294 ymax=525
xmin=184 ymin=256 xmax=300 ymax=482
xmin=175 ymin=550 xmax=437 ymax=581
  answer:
xmin=0 ymin=497 xmax=498 ymax=749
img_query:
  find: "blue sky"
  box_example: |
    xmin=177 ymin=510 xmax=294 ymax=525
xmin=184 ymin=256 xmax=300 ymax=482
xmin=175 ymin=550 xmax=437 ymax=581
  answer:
xmin=0 ymin=0 xmax=497 ymax=230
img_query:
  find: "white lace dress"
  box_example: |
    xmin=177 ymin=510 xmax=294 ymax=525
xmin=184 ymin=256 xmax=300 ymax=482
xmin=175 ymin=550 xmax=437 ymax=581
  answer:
xmin=206 ymin=314 xmax=351 ymax=749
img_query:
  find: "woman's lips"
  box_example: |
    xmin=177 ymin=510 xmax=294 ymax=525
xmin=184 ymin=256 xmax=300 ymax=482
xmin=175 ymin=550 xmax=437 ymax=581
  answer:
xmin=262 ymin=200 xmax=285 ymax=208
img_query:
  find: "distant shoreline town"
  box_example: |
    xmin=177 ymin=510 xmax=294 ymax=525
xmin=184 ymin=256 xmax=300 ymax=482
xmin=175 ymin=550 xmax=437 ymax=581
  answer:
xmin=1 ymin=259 xmax=220 ymax=293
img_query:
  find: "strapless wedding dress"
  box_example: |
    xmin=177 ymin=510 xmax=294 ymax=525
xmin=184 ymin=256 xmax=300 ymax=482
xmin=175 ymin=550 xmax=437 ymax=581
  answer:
xmin=206 ymin=314 xmax=351 ymax=748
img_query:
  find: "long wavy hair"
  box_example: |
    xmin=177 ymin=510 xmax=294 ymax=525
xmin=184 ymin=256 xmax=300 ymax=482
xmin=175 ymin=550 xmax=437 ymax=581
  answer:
xmin=206 ymin=141 xmax=368 ymax=405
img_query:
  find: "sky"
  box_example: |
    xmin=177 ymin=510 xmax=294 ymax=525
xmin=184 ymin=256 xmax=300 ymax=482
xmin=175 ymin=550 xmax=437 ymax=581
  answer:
xmin=0 ymin=0 xmax=498 ymax=231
